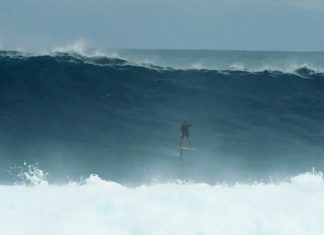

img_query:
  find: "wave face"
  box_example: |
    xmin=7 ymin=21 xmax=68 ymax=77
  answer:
xmin=0 ymin=50 xmax=324 ymax=184
xmin=1 ymin=172 xmax=324 ymax=235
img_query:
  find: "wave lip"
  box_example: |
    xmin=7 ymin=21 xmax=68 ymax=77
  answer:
xmin=1 ymin=50 xmax=324 ymax=78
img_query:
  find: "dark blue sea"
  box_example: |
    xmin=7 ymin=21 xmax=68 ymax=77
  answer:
xmin=1 ymin=49 xmax=324 ymax=234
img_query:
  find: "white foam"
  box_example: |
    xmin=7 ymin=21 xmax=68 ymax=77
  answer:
xmin=1 ymin=171 xmax=324 ymax=235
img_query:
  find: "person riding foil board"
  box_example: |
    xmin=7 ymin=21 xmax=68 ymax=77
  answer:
xmin=179 ymin=121 xmax=193 ymax=147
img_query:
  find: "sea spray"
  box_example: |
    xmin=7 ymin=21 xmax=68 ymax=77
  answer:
xmin=18 ymin=163 xmax=48 ymax=186
xmin=0 ymin=170 xmax=324 ymax=235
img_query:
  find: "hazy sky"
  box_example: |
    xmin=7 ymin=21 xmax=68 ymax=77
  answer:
xmin=0 ymin=0 xmax=324 ymax=51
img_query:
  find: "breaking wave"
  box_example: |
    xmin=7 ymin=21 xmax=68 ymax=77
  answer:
xmin=1 ymin=50 xmax=324 ymax=76
xmin=0 ymin=169 xmax=324 ymax=235
xmin=1 ymin=50 xmax=324 ymax=184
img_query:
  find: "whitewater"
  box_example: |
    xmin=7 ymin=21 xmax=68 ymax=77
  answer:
xmin=0 ymin=170 xmax=324 ymax=235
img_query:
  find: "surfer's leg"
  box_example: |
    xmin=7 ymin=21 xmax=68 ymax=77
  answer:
xmin=187 ymin=137 xmax=192 ymax=147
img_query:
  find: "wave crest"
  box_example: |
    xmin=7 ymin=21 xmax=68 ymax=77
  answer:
xmin=1 ymin=50 xmax=324 ymax=78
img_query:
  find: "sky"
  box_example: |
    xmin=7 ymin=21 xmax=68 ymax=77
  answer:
xmin=0 ymin=0 xmax=324 ymax=51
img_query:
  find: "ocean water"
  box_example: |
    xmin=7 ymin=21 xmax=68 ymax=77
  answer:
xmin=1 ymin=49 xmax=324 ymax=234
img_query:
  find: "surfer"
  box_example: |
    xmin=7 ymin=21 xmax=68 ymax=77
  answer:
xmin=179 ymin=121 xmax=193 ymax=147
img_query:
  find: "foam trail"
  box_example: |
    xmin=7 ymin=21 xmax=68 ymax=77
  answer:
xmin=0 ymin=172 xmax=324 ymax=235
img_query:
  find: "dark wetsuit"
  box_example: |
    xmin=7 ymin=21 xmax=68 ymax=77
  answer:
xmin=180 ymin=123 xmax=191 ymax=139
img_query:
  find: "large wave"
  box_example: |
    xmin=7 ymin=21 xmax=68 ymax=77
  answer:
xmin=0 ymin=50 xmax=324 ymax=184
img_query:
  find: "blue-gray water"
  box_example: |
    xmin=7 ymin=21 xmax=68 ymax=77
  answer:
xmin=1 ymin=49 xmax=324 ymax=185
